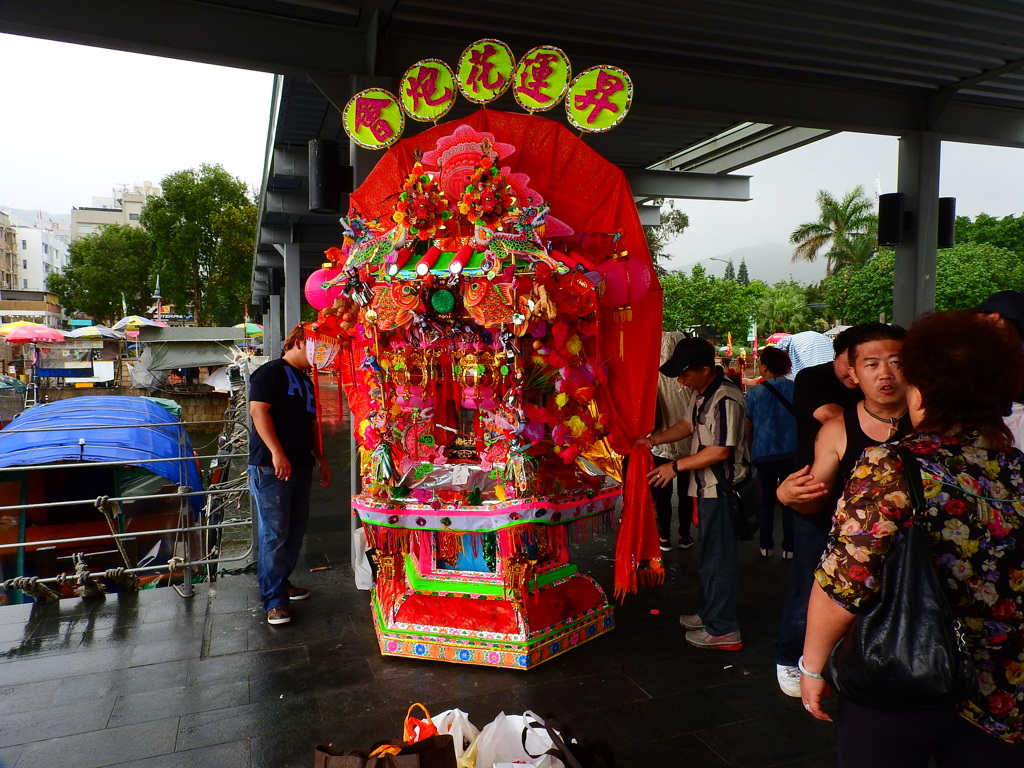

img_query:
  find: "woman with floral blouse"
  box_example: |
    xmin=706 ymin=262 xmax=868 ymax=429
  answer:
xmin=800 ymin=311 xmax=1023 ymax=767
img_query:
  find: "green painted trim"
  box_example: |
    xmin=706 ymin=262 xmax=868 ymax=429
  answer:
xmin=404 ymin=558 xmax=578 ymax=595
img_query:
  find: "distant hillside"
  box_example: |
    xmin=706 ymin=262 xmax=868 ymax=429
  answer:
xmin=665 ymin=241 xmax=828 ymax=285
xmin=0 ymin=207 xmax=72 ymax=227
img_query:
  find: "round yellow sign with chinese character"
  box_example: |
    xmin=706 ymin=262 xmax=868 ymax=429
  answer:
xmin=343 ymin=88 xmax=405 ymax=150
xmin=513 ymin=46 xmax=571 ymax=113
xmin=457 ymin=39 xmax=515 ymax=104
xmin=566 ymin=66 xmax=633 ymax=133
xmin=399 ymin=59 xmax=457 ymax=122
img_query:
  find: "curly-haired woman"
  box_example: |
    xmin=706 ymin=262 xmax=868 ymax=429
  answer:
xmin=800 ymin=310 xmax=1024 ymax=766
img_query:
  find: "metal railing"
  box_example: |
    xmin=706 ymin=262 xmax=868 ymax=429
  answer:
xmin=0 ymin=364 xmax=253 ymax=604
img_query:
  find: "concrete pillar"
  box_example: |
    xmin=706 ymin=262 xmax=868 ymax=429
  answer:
xmin=282 ymin=243 xmax=302 ymax=333
xmin=892 ymin=132 xmax=941 ymax=327
xmin=266 ymin=294 xmax=282 ymax=357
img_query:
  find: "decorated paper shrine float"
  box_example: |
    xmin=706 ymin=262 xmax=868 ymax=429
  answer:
xmin=311 ymin=44 xmax=664 ymax=670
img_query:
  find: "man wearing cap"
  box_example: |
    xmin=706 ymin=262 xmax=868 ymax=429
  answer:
xmin=639 ymin=337 xmax=752 ymax=651
xmin=977 ymin=290 xmax=1024 ymax=447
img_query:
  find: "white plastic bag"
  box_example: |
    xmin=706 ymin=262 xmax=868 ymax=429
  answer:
xmin=432 ymin=708 xmax=480 ymax=758
xmin=468 ymin=710 xmax=564 ymax=768
xmin=351 ymin=523 xmax=373 ymax=590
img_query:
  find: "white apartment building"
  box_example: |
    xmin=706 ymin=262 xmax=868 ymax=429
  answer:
xmin=14 ymin=223 xmax=70 ymax=292
xmin=71 ymin=181 xmax=162 ymax=239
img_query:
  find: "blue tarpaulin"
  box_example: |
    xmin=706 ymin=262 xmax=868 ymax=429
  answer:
xmin=0 ymin=396 xmax=203 ymax=512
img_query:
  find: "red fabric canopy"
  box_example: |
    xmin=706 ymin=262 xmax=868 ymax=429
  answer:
xmin=348 ymin=108 xmax=663 ymax=598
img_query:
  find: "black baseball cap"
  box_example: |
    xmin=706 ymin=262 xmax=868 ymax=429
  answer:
xmin=977 ymin=290 xmax=1024 ymax=340
xmin=659 ymin=337 xmax=715 ymax=377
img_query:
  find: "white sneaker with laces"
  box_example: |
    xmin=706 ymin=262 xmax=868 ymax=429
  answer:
xmin=776 ymin=663 xmax=802 ymax=697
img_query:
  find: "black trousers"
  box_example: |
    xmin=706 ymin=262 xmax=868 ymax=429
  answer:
xmin=838 ymin=698 xmax=1022 ymax=768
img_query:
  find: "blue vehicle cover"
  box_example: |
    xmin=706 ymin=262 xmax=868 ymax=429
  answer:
xmin=0 ymin=396 xmax=204 ymax=512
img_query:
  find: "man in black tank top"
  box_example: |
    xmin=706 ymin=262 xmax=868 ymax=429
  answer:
xmin=773 ymin=324 xmax=909 ymax=698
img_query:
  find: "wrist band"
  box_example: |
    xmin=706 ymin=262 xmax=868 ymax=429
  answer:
xmin=798 ymin=656 xmax=823 ymax=679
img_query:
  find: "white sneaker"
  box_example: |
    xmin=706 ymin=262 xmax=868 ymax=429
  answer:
xmin=776 ymin=664 xmax=801 ymax=697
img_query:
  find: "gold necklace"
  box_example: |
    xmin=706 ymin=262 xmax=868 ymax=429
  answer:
xmin=862 ymin=403 xmax=907 ymax=439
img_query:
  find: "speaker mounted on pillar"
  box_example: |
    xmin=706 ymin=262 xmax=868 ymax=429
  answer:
xmin=937 ymin=197 xmax=956 ymax=248
xmin=877 ymin=192 xmax=906 ymax=246
xmin=308 ymin=139 xmax=345 ymax=214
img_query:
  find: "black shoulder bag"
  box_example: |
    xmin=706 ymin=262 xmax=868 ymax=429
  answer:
xmin=710 ymin=462 xmax=761 ymax=541
xmin=761 ymin=380 xmax=795 ymax=416
xmin=823 ymin=446 xmax=977 ymax=710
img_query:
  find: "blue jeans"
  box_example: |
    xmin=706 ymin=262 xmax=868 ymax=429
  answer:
xmin=249 ymin=464 xmax=312 ymax=611
xmin=774 ymin=514 xmax=829 ymax=665
xmin=754 ymin=456 xmax=795 ymax=552
xmin=696 ymin=495 xmax=739 ymax=636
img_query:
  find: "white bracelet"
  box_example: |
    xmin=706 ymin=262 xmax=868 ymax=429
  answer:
xmin=798 ymin=655 xmax=823 ymax=679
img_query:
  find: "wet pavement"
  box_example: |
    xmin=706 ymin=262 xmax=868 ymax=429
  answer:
xmin=0 ymin=382 xmax=837 ymax=768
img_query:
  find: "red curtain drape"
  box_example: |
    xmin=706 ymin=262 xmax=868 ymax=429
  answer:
xmin=347 ymin=108 xmax=662 ymax=598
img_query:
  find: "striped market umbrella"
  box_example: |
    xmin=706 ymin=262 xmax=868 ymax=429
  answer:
xmin=233 ymin=322 xmax=263 ymax=337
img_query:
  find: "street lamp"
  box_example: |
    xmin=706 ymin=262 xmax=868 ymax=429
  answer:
xmin=708 ymin=257 xmax=731 ymax=276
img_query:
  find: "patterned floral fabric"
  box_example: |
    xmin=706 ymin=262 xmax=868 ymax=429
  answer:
xmin=817 ymin=429 xmax=1024 ymax=744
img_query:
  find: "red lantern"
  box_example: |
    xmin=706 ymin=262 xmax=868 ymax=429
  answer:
xmin=597 ymin=252 xmax=651 ymax=311
xmin=304 ymin=266 xmax=345 ymax=310
xmin=596 ymin=252 xmax=652 ymax=358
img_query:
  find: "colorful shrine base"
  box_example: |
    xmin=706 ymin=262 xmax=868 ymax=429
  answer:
xmin=370 ymin=571 xmax=615 ymax=670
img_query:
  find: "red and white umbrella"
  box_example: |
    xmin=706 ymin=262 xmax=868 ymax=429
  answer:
xmin=4 ymin=325 xmax=65 ymax=343
xmin=765 ymin=332 xmax=792 ymax=345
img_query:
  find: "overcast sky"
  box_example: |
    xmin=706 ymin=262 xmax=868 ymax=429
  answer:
xmin=0 ymin=33 xmax=273 ymax=212
xmin=5 ymin=32 xmax=1024 ymax=281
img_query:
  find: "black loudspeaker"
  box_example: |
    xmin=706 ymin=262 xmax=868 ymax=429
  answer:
xmin=878 ymin=192 xmax=905 ymax=246
xmin=308 ymin=139 xmax=342 ymax=214
xmin=937 ymin=197 xmax=956 ymax=248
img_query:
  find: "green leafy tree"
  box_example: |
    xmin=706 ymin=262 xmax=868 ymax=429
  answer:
xmin=737 ymin=258 xmax=749 ymax=286
xmin=141 ymin=163 xmax=257 ymax=325
xmin=47 ymin=224 xmax=153 ymax=323
xmin=954 ymin=212 xmax=1024 ymax=254
xmin=790 ymin=186 xmax=878 ymax=275
xmin=661 ymin=265 xmax=755 ymax=340
xmin=643 ymin=199 xmax=690 ymax=276
xmin=822 ymin=242 xmax=1024 ymax=324
xmin=754 ymin=281 xmax=813 ymax=333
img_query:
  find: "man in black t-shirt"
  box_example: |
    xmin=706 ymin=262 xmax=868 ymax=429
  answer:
xmin=792 ymin=330 xmax=863 ymax=470
xmin=772 ymin=323 xmax=908 ymax=698
xmin=770 ymin=325 xmax=860 ymax=696
xmin=249 ymin=324 xmax=331 ymax=625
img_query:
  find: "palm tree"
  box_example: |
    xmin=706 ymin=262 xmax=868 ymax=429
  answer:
xmin=789 ymin=186 xmax=878 ymax=275
xmin=755 ymin=282 xmax=812 ymax=333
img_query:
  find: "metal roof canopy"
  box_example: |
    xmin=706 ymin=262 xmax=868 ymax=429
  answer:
xmin=6 ymin=0 xmax=1024 ymax=331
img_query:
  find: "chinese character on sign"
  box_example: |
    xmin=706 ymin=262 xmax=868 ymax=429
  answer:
xmin=466 ymin=44 xmax=506 ymax=93
xmin=566 ymin=66 xmax=632 ymax=132
xmin=401 ymin=60 xmax=456 ymax=121
xmin=516 ymin=51 xmax=560 ymax=104
xmin=354 ymin=97 xmax=396 ymax=142
xmin=573 ymin=69 xmax=624 ymax=125
xmin=458 ymin=39 xmax=514 ymax=103
xmin=344 ymin=88 xmax=404 ymax=149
